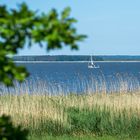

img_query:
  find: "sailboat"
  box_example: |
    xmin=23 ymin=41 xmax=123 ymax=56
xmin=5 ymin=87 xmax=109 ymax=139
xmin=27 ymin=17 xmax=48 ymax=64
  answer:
xmin=88 ymin=55 xmax=100 ymax=69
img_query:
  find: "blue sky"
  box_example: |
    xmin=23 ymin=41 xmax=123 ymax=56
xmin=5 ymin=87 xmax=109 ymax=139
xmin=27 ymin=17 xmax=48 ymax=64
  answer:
xmin=1 ymin=0 xmax=140 ymax=55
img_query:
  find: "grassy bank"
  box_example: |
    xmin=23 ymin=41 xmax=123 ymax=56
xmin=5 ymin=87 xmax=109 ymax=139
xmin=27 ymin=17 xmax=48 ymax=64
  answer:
xmin=0 ymin=93 xmax=140 ymax=139
xmin=29 ymin=135 xmax=139 ymax=140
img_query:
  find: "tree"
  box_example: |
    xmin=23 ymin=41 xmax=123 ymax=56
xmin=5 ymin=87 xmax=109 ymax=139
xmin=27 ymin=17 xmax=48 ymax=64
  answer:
xmin=0 ymin=115 xmax=28 ymax=140
xmin=0 ymin=3 xmax=86 ymax=86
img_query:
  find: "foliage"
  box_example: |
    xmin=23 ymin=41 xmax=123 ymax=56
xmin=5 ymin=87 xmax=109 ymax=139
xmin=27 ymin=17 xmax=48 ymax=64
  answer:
xmin=0 ymin=3 xmax=86 ymax=86
xmin=0 ymin=115 xmax=28 ymax=140
xmin=1 ymin=94 xmax=140 ymax=138
xmin=67 ymin=107 xmax=140 ymax=137
xmin=29 ymin=135 xmax=138 ymax=140
xmin=32 ymin=119 xmax=69 ymax=136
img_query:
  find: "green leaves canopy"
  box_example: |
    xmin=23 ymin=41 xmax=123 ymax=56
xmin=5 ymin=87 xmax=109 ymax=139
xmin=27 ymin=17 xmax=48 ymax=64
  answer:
xmin=0 ymin=3 xmax=86 ymax=86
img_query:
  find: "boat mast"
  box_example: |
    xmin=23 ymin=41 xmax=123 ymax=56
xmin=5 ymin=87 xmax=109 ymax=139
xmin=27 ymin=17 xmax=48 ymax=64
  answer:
xmin=91 ymin=55 xmax=94 ymax=64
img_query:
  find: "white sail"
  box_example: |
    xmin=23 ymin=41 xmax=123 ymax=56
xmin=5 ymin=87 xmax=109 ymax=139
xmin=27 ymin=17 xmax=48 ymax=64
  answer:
xmin=88 ymin=55 xmax=100 ymax=69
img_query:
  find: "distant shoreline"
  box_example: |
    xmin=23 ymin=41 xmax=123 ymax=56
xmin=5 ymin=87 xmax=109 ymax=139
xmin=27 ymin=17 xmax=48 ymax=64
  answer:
xmin=13 ymin=55 xmax=140 ymax=62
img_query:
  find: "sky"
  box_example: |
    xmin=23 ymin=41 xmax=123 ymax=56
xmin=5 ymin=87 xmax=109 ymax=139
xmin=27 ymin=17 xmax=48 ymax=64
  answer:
xmin=1 ymin=0 xmax=140 ymax=55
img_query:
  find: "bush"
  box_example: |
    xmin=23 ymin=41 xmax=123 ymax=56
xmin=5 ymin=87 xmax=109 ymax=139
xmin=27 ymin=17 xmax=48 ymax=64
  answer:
xmin=0 ymin=115 xmax=28 ymax=140
xmin=67 ymin=106 xmax=140 ymax=137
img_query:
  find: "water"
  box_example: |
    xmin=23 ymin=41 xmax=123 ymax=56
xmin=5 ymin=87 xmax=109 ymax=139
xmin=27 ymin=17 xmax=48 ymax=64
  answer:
xmin=1 ymin=62 xmax=140 ymax=95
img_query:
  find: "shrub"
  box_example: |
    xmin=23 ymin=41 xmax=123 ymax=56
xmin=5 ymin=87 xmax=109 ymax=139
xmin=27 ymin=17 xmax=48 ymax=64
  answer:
xmin=0 ymin=115 xmax=28 ymax=140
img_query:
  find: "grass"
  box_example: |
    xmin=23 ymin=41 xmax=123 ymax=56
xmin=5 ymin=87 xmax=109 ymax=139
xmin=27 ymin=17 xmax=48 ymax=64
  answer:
xmin=0 ymin=93 xmax=140 ymax=139
xmin=1 ymin=64 xmax=140 ymax=139
xmin=29 ymin=135 xmax=140 ymax=140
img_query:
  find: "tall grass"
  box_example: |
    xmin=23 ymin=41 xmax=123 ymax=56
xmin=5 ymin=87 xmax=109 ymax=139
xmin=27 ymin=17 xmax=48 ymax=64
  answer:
xmin=0 ymin=94 xmax=140 ymax=137
xmin=1 ymin=73 xmax=140 ymax=95
xmin=0 ymin=74 xmax=140 ymax=138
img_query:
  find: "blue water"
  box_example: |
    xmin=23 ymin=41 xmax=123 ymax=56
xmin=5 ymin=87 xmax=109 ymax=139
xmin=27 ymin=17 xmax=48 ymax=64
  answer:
xmin=2 ymin=62 xmax=140 ymax=94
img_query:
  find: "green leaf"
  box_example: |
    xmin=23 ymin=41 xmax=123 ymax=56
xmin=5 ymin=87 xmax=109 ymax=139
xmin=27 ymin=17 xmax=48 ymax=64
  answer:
xmin=61 ymin=7 xmax=71 ymax=20
xmin=0 ymin=2 xmax=86 ymax=86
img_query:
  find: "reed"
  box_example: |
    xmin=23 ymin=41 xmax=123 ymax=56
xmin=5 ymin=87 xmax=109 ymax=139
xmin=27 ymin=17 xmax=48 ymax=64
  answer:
xmin=0 ymin=93 xmax=140 ymax=137
xmin=0 ymin=74 xmax=140 ymax=138
xmin=1 ymin=72 xmax=140 ymax=95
